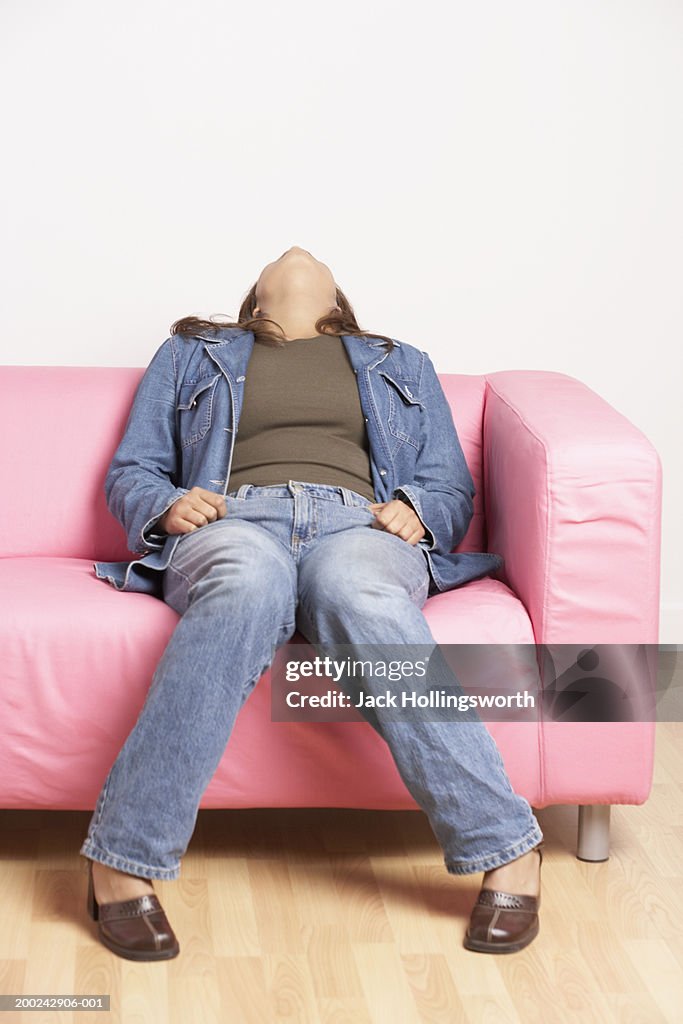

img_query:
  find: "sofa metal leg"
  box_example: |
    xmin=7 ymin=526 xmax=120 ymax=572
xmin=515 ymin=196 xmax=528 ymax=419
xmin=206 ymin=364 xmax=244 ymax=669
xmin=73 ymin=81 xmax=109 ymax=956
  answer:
xmin=577 ymin=804 xmax=611 ymax=861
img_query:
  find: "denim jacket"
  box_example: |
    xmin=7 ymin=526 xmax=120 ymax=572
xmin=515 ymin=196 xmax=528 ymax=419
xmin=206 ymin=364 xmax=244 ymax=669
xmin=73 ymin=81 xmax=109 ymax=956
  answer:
xmin=94 ymin=327 xmax=503 ymax=597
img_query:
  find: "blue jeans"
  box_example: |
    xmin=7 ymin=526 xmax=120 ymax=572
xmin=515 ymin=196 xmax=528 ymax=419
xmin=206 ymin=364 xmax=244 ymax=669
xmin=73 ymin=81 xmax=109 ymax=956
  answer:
xmin=80 ymin=480 xmax=543 ymax=880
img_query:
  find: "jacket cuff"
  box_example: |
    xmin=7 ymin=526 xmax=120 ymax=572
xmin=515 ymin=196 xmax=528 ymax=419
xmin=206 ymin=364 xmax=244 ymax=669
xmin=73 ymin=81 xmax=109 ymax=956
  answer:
xmin=392 ymin=485 xmax=436 ymax=549
xmin=140 ymin=488 xmax=190 ymax=551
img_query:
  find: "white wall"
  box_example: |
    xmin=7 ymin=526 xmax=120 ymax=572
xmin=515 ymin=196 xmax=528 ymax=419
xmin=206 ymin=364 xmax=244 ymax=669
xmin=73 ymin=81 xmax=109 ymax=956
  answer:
xmin=1 ymin=0 xmax=681 ymax=639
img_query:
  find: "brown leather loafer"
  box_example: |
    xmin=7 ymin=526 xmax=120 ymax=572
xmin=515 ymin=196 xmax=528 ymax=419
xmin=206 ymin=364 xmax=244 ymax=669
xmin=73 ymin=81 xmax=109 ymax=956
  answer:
xmin=86 ymin=860 xmax=180 ymax=961
xmin=463 ymin=843 xmax=544 ymax=954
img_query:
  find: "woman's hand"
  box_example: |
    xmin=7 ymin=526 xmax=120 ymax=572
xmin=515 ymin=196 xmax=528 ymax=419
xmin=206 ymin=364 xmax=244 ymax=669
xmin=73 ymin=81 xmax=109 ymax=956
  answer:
xmin=367 ymin=500 xmax=426 ymax=546
xmin=158 ymin=486 xmax=227 ymax=535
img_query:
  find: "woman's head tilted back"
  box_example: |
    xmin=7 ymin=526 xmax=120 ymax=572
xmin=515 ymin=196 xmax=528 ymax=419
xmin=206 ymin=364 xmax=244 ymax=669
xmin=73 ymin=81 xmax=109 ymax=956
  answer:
xmin=171 ymin=246 xmax=395 ymax=351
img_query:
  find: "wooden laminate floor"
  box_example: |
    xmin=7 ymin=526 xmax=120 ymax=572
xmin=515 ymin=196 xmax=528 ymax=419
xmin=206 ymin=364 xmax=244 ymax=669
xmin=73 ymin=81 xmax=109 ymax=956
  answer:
xmin=1 ymin=720 xmax=682 ymax=1024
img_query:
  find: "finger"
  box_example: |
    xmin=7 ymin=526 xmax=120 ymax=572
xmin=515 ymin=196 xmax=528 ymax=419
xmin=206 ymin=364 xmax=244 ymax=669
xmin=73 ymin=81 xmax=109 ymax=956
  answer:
xmin=369 ymin=507 xmax=396 ymax=526
xmin=371 ymin=505 xmax=402 ymax=529
xmin=168 ymin=518 xmax=198 ymax=535
xmin=181 ymin=506 xmax=211 ymax=528
xmin=389 ymin=513 xmax=424 ymax=541
xmin=400 ymin=523 xmax=415 ymax=541
xmin=377 ymin=506 xmax=408 ymax=532
xmin=394 ymin=521 xmax=417 ymax=542
xmin=194 ymin=497 xmax=224 ymax=522
xmin=201 ymin=490 xmax=228 ymax=517
xmin=372 ymin=515 xmax=405 ymax=535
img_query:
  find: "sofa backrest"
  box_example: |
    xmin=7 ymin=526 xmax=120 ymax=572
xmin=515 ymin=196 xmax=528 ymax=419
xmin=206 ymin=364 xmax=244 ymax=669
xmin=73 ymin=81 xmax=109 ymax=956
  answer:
xmin=0 ymin=366 xmax=489 ymax=560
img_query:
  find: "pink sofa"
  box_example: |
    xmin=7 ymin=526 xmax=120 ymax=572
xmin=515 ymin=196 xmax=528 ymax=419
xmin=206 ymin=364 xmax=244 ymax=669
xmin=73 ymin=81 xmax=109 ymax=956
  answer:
xmin=0 ymin=366 xmax=662 ymax=861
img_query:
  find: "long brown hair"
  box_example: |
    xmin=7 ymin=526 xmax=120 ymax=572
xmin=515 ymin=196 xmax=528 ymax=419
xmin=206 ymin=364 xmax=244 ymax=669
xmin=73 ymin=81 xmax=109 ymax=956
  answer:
xmin=170 ymin=281 xmax=395 ymax=351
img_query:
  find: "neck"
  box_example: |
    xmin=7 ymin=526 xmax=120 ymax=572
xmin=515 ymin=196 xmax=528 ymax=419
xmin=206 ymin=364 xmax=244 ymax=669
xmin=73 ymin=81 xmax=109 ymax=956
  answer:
xmin=257 ymin=303 xmax=336 ymax=342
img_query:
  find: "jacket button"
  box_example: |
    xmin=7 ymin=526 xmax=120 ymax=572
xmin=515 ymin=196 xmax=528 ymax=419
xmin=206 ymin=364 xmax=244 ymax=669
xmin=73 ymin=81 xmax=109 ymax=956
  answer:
xmin=236 ymin=375 xmax=246 ymax=382
xmin=379 ymin=469 xmax=387 ymax=476
xmin=364 ymin=417 xmax=368 ymax=422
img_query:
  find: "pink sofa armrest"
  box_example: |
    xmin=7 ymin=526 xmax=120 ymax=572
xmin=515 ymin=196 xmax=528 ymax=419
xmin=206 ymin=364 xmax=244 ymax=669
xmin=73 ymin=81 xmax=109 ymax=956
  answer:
xmin=482 ymin=370 xmax=662 ymax=644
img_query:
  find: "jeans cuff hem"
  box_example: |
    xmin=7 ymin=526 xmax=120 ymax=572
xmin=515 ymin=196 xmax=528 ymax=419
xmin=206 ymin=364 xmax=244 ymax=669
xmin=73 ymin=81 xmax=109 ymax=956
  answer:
xmin=79 ymin=841 xmax=181 ymax=881
xmin=444 ymin=824 xmax=544 ymax=876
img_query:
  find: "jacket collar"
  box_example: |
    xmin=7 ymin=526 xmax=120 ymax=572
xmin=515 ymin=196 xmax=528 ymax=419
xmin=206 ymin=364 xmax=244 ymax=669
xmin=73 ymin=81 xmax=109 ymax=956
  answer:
xmin=195 ymin=326 xmax=393 ymax=381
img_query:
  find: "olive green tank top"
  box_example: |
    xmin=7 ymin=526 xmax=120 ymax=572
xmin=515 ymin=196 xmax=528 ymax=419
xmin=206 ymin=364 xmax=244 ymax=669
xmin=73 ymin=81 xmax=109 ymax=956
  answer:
xmin=226 ymin=334 xmax=376 ymax=501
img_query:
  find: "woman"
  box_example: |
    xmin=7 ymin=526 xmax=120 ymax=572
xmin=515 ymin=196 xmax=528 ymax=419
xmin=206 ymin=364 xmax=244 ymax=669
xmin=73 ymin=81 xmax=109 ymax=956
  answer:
xmin=80 ymin=246 xmax=544 ymax=961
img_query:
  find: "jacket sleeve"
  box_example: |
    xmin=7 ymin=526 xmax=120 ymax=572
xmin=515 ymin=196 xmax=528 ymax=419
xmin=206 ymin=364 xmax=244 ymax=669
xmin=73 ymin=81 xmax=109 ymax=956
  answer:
xmin=104 ymin=335 xmax=190 ymax=555
xmin=392 ymin=351 xmax=475 ymax=553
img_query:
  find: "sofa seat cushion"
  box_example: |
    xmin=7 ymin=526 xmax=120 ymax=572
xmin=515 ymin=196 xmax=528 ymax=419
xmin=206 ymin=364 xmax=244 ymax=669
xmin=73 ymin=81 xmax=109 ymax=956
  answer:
xmin=0 ymin=557 xmax=179 ymax=809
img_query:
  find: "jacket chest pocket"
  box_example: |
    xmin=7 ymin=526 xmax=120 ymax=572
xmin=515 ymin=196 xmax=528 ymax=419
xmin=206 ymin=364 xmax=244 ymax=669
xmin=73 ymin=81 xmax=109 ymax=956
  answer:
xmin=380 ymin=371 xmax=423 ymax=451
xmin=176 ymin=373 xmax=221 ymax=448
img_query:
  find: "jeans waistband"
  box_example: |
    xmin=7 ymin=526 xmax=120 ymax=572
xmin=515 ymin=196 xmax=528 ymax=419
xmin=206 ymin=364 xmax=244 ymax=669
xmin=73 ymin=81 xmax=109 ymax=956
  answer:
xmin=227 ymin=480 xmax=373 ymax=508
